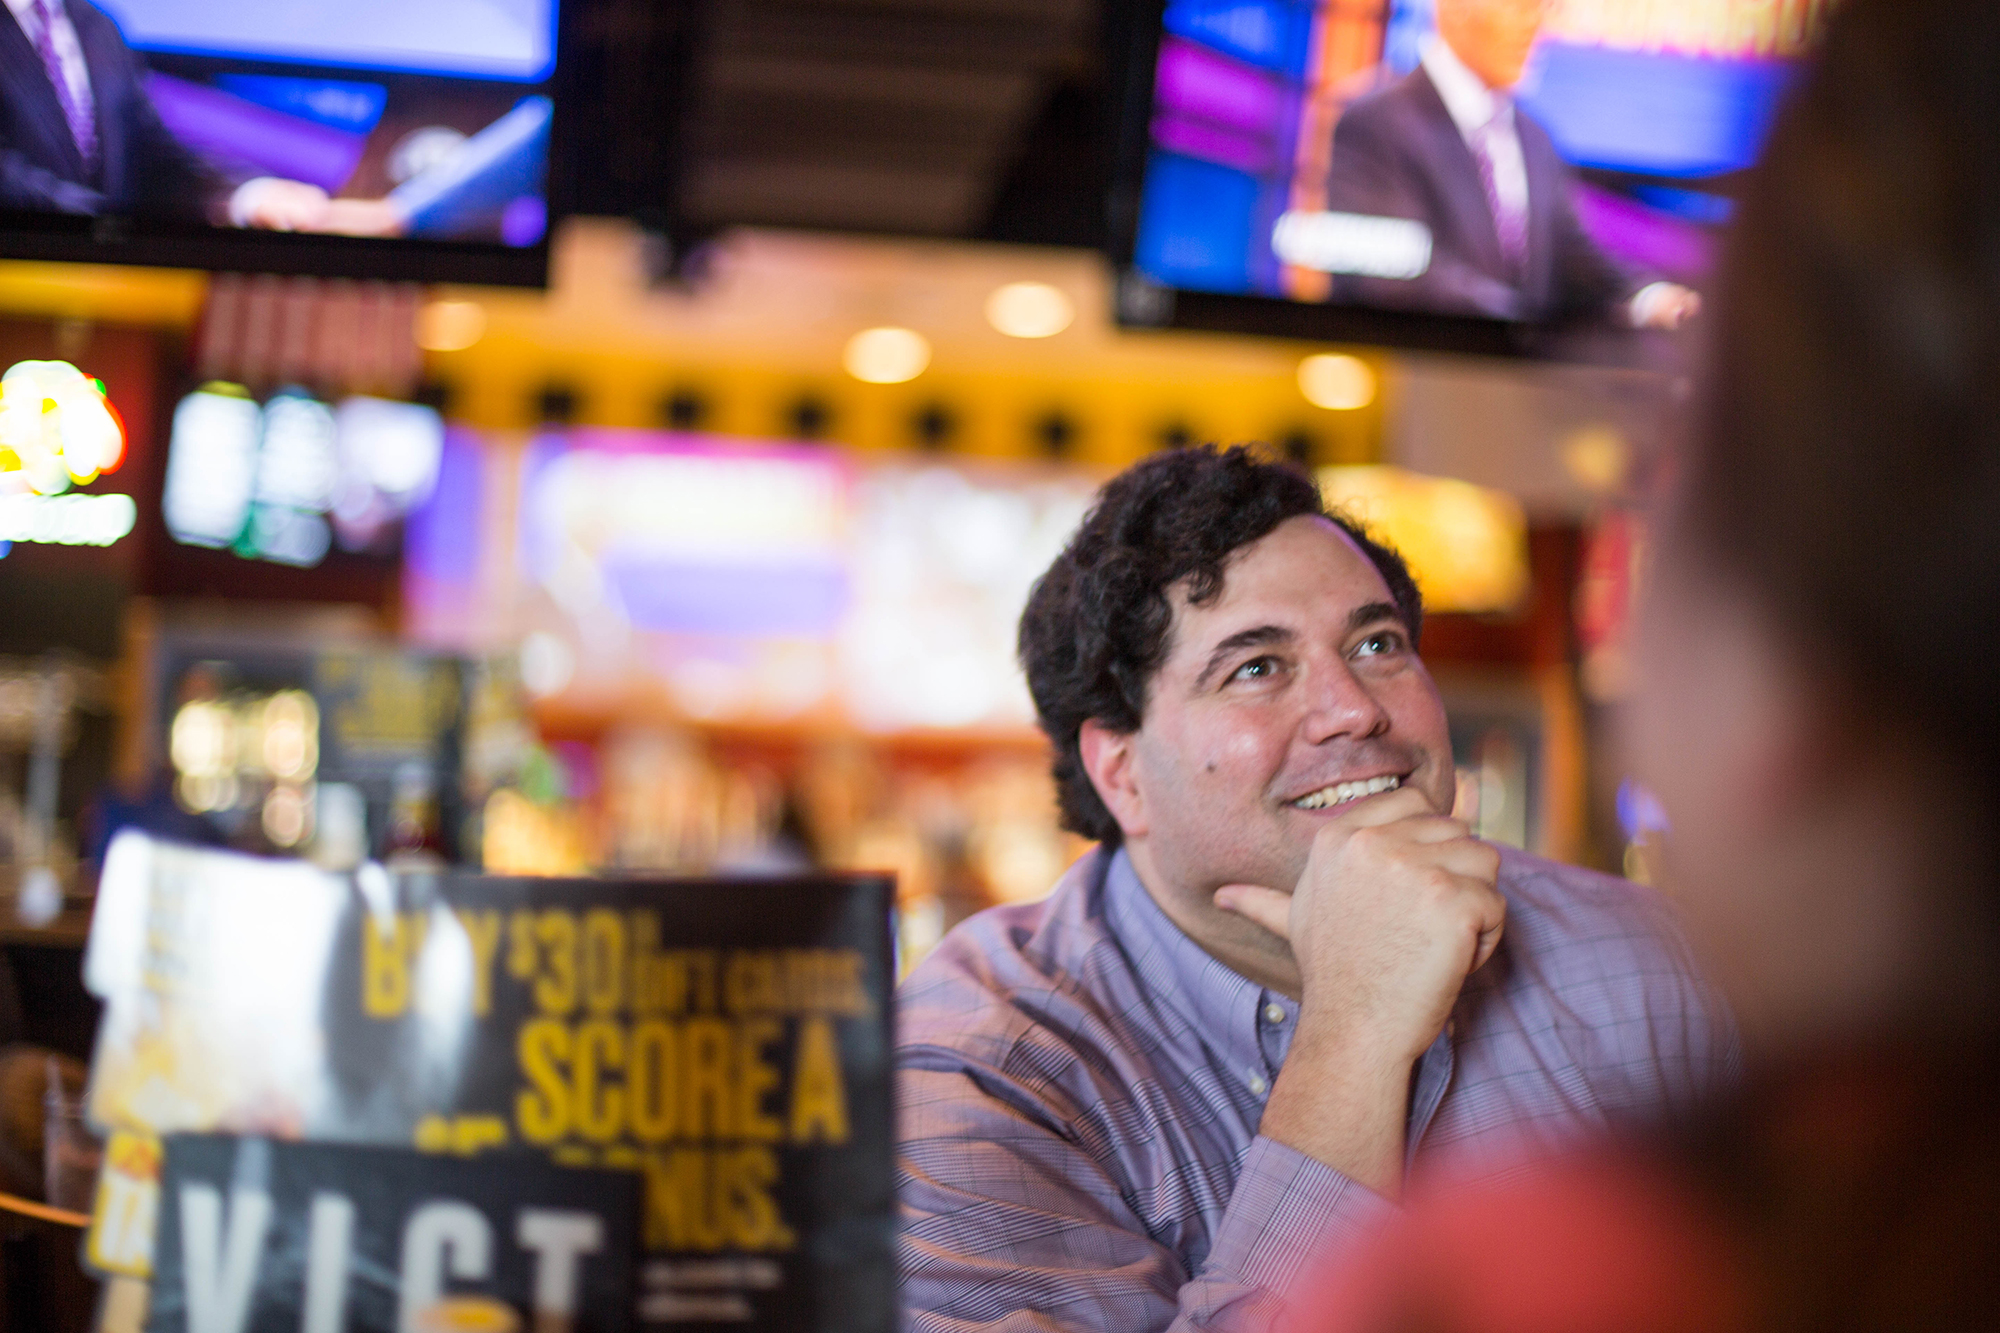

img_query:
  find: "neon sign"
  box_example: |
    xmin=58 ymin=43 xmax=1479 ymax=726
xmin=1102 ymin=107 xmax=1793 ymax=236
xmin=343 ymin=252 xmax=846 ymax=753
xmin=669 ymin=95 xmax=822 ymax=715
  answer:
xmin=0 ymin=492 xmax=136 ymax=546
xmin=0 ymin=360 xmax=126 ymax=494
xmin=0 ymin=359 xmax=134 ymax=552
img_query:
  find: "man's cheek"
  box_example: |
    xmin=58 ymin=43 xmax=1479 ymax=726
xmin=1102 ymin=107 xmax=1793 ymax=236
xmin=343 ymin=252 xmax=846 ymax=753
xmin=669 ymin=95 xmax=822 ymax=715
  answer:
xmin=1202 ymin=724 xmax=1275 ymax=780
xmin=1388 ymin=678 xmax=1450 ymax=749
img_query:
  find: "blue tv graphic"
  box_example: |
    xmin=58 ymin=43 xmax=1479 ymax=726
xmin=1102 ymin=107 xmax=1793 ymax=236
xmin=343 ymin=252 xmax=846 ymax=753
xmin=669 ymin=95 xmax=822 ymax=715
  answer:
xmin=1520 ymin=45 xmax=1796 ymax=178
xmin=1133 ymin=152 xmax=1263 ymax=294
xmin=1163 ymin=0 xmax=1316 ymax=79
xmin=95 ymin=0 xmax=557 ymax=82
xmin=212 ymin=76 xmax=389 ymax=135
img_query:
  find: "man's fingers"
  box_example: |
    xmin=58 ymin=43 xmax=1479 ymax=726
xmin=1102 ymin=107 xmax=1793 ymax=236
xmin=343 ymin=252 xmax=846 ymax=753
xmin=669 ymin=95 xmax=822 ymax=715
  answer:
xmin=1463 ymin=880 xmax=1507 ymax=972
xmin=1378 ymin=816 xmax=1478 ymax=847
xmin=1212 ymin=884 xmax=1292 ymax=940
xmin=1426 ymin=836 xmax=1502 ymax=882
xmin=1471 ymin=921 xmax=1506 ymax=973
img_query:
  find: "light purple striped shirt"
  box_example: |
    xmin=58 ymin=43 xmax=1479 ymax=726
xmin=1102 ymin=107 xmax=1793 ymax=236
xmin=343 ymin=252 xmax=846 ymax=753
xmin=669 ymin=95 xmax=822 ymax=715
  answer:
xmin=897 ymin=844 xmax=1736 ymax=1332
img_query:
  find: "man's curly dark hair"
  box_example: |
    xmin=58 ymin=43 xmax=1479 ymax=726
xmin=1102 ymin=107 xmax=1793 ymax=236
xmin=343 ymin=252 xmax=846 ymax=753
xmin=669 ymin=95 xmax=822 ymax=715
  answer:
xmin=1018 ymin=444 xmax=1423 ymax=846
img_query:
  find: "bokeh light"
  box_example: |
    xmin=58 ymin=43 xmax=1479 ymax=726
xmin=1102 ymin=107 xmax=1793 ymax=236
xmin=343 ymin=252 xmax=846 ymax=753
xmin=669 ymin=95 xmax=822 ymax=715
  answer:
xmin=415 ymin=300 xmax=488 ymax=352
xmin=1562 ymin=425 xmax=1631 ymax=494
xmin=1320 ymin=465 xmax=1527 ymax=614
xmin=519 ymin=631 xmax=576 ymax=697
xmin=985 ymin=282 xmax=1074 ymax=339
xmin=1297 ymin=354 xmax=1377 ymax=411
xmin=844 ymin=327 xmax=931 ymax=384
xmin=261 ymin=690 xmax=320 ymax=782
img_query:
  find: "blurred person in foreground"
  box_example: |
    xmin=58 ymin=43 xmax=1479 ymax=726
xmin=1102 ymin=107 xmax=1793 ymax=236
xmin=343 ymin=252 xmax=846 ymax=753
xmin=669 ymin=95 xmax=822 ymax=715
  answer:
xmin=896 ymin=443 xmax=1735 ymax=1333
xmin=1303 ymin=0 xmax=2000 ymax=1328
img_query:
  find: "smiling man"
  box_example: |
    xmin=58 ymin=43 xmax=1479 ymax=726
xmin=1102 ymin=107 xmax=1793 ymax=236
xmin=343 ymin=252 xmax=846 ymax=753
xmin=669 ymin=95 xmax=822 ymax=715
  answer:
xmin=897 ymin=446 xmax=1734 ymax=1332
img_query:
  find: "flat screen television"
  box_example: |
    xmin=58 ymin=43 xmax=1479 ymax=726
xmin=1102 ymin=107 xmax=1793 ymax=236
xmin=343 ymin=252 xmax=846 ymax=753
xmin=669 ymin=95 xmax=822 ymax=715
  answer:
xmin=1109 ymin=0 xmax=1828 ymax=357
xmin=0 ymin=0 xmax=562 ymax=284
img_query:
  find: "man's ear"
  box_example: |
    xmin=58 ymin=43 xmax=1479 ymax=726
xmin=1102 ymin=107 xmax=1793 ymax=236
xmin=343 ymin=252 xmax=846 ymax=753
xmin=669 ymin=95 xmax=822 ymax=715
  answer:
xmin=1079 ymin=719 xmax=1148 ymax=841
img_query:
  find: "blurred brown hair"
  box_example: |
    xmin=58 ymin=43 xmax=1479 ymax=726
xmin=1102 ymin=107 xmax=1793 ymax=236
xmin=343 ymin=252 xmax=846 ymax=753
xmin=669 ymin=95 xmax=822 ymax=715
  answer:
xmin=1687 ymin=0 xmax=2000 ymax=838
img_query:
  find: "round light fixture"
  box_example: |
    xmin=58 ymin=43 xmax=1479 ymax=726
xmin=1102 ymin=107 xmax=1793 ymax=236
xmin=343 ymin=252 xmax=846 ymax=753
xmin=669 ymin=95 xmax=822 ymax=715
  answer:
xmin=414 ymin=300 xmax=487 ymax=352
xmin=985 ymin=282 xmax=1074 ymax=338
xmin=1297 ymin=353 xmax=1377 ymax=411
xmin=844 ymin=327 xmax=931 ymax=384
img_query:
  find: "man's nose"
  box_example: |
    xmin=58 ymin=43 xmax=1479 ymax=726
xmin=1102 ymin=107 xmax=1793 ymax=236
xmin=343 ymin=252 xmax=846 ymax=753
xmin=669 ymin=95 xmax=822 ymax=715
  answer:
xmin=1299 ymin=656 xmax=1390 ymax=744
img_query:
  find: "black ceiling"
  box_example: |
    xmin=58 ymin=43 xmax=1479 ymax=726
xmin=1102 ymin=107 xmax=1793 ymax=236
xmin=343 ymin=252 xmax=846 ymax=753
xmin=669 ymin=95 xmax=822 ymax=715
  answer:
xmin=561 ymin=0 xmax=1111 ymax=251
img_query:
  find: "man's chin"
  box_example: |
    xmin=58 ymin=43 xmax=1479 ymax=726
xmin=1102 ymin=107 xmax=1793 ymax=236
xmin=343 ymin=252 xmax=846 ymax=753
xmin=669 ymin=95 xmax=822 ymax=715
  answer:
xmin=1207 ymin=898 xmax=1304 ymax=995
xmin=1208 ymin=853 xmax=1310 ymax=903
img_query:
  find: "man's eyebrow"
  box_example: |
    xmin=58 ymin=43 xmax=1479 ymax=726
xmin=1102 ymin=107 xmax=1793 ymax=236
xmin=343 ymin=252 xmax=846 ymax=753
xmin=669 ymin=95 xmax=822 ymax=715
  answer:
xmin=1346 ymin=601 xmax=1404 ymax=636
xmin=1193 ymin=625 xmax=1294 ymax=691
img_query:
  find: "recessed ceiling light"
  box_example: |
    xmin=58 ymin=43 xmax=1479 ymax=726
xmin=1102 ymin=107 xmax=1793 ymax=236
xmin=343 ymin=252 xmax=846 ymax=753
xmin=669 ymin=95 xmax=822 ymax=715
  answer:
xmin=414 ymin=300 xmax=487 ymax=352
xmin=844 ymin=327 xmax=931 ymax=384
xmin=985 ymin=282 xmax=1074 ymax=338
xmin=1297 ymin=354 xmax=1376 ymax=410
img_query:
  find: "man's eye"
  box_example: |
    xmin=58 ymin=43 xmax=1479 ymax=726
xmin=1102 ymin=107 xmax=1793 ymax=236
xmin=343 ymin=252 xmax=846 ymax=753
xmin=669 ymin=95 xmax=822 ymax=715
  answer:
xmin=1354 ymin=631 xmax=1404 ymax=658
xmin=1231 ymin=656 xmax=1279 ymax=681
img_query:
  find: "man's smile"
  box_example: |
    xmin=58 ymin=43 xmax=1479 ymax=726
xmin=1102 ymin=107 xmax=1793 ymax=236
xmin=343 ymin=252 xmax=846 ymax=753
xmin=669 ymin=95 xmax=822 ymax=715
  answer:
xmin=1290 ymin=773 xmax=1404 ymax=810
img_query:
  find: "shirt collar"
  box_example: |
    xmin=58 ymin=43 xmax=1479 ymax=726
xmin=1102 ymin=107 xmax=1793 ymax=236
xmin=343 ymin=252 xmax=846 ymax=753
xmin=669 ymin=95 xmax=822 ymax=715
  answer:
xmin=1421 ymin=32 xmax=1509 ymax=138
xmin=1101 ymin=846 xmax=1274 ymax=1081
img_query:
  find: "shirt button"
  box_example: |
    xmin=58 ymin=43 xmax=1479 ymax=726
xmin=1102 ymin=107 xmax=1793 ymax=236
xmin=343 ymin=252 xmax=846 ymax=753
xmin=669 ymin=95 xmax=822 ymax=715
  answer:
xmin=1247 ymin=1072 xmax=1269 ymax=1096
xmin=1263 ymin=1003 xmax=1287 ymax=1025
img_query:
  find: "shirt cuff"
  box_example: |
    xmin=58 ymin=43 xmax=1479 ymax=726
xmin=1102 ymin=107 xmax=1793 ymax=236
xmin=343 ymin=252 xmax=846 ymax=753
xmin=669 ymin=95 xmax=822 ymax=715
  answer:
xmin=227 ymin=177 xmax=284 ymax=228
xmin=1205 ymin=1136 xmax=1396 ymax=1298
xmin=1627 ymin=281 xmax=1676 ymax=329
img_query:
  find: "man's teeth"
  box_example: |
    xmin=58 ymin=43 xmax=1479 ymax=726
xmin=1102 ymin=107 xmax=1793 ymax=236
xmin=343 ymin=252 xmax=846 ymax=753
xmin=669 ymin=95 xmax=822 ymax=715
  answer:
xmin=1293 ymin=774 xmax=1401 ymax=810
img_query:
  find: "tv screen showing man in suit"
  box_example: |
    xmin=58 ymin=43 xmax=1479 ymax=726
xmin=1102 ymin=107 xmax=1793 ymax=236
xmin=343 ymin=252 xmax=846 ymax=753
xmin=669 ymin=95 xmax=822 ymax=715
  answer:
xmin=1130 ymin=0 xmax=1827 ymax=330
xmin=1322 ymin=0 xmax=1700 ymax=327
xmin=0 ymin=0 xmax=553 ymax=245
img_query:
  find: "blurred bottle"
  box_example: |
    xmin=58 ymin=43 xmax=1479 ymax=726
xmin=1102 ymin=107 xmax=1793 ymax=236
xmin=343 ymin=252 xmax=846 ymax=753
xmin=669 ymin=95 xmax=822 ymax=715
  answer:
xmin=312 ymin=782 xmax=369 ymax=871
xmin=386 ymin=761 xmax=446 ymax=870
xmin=458 ymin=653 xmax=537 ymax=870
xmin=963 ymin=758 xmax=1076 ymax=906
xmin=43 ymin=1055 xmax=99 ymax=1212
xmin=480 ymin=744 xmax=594 ymax=876
xmin=603 ymin=728 xmax=722 ymax=872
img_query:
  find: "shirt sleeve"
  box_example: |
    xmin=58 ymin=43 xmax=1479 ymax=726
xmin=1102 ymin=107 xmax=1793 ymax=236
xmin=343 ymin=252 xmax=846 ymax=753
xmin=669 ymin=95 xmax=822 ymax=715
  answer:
xmin=898 ymin=1064 xmax=1395 ymax=1333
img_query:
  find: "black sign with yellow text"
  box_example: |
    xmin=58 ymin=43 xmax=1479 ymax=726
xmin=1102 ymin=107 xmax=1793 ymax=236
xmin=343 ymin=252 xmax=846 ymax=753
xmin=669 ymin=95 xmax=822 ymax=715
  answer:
xmin=82 ymin=834 xmax=895 ymax=1333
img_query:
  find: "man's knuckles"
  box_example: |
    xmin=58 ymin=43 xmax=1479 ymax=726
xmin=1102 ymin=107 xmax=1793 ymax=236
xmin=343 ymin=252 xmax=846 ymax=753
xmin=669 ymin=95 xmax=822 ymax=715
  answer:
xmin=1401 ymin=870 xmax=1503 ymax=936
xmin=1356 ymin=832 xmax=1475 ymax=880
xmin=1334 ymin=821 xmax=1439 ymax=864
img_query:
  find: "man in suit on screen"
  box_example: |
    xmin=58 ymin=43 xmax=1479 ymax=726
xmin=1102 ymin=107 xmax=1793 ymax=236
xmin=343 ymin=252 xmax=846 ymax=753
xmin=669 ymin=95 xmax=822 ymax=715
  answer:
xmin=1322 ymin=0 xmax=1700 ymax=327
xmin=0 ymin=0 xmax=335 ymax=226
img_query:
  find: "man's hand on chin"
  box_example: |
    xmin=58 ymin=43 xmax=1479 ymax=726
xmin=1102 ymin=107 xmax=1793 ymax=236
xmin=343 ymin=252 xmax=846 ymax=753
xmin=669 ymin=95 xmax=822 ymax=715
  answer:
xmin=1214 ymin=784 xmax=1503 ymax=1199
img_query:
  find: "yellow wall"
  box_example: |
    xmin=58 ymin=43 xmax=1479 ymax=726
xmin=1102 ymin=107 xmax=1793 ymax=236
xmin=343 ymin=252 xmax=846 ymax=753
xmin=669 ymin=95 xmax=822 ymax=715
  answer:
xmin=430 ymin=225 xmax=1387 ymax=467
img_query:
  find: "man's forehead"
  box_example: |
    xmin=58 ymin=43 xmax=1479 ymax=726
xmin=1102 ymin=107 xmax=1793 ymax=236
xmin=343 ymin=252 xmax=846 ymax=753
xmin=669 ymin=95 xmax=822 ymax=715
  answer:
xmin=1165 ymin=516 xmax=1394 ymax=640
